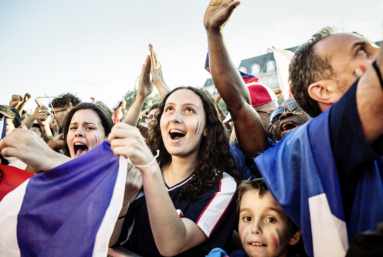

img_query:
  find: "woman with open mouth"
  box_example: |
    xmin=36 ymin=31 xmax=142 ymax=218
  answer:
xmin=108 ymin=87 xmax=239 ymax=256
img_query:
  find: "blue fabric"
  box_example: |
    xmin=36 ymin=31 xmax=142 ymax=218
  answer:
xmin=1 ymin=117 xmax=6 ymax=140
xmin=17 ymin=141 xmax=120 ymax=256
xmin=205 ymin=248 xmax=229 ymax=257
xmin=255 ymin=104 xmax=383 ymax=256
xmin=230 ymin=137 xmax=275 ymax=181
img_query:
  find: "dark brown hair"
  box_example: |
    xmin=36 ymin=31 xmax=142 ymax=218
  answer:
xmin=147 ymin=87 xmax=239 ymax=197
xmin=237 ymin=179 xmax=307 ymax=257
xmin=62 ymin=102 xmax=114 ymax=157
xmin=289 ymin=27 xmax=336 ymax=117
xmin=52 ymin=93 xmax=82 ymax=108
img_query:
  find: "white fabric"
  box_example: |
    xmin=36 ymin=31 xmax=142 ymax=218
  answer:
xmin=93 ymin=156 xmax=129 ymax=257
xmin=5 ymin=157 xmax=27 ymax=170
xmin=196 ymin=172 xmax=236 ymax=237
xmin=0 ymin=179 xmax=30 ymax=257
xmin=272 ymin=48 xmax=294 ymax=99
xmin=309 ymin=193 xmax=348 ymax=257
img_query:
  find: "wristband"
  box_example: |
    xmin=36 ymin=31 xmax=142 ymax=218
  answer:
xmin=133 ymin=150 xmax=160 ymax=168
xmin=372 ymin=60 xmax=383 ymax=90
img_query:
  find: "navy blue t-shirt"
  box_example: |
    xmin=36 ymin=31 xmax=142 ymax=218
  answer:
xmin=119 ymin=172 xmax=238 ymax=257
xmin=329 ymin=78 xmax=383 ymax=224
xmin=230 ymin=137 xmax=275 ymax=181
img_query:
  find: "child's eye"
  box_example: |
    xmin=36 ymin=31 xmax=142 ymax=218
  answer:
xmin=265 ymin=217 xmax=276 ymax=223
xmin=242 ymin=216 xmax=252 ymax=222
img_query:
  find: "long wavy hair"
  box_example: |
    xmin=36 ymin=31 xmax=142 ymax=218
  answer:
xmin=62 ymin=102 xmax=114 ymax=157
xmin=148 ymin=87 xmax=239 ymax=198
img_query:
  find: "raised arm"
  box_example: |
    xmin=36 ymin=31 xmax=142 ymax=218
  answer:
xmin=149 ymin=44 xmax=170 ymax=99
xmin=23 ymin=106 xmax=38 ymax=129
xmin=357 ymin=49 xmax=383 ymax=144
xmin=122 ymin=56 xmax=154 ymax=126
xmin=204 ymin=0 xmax=267 ymax=159
xmin=17 ymin=93 xmax=31 ymax=115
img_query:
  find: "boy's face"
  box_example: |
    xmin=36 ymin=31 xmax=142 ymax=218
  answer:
xmin=238 ymin=190 xmax=298 ymax=257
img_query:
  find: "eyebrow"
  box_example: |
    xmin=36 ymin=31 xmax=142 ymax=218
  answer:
xmin=70 ymin=121 xmax=97 ymax=125
xmin=239 ymin=208 xmax=252 ymax=213
xmin=267 ymin=207 xmax=283 ymax=213
xmin=351 ymin=40 xmax=367 ymax=55
xmin=165 ymin=102 xmax=200 ymax=109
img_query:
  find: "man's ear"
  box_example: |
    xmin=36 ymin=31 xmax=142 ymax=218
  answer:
xmin=289 ymin=229 xmax=302 ymax=246
xmin=308 ymin=79 xmax=340 ymax=105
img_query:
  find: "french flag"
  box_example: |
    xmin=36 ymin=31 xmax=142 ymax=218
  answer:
xmin=0 ymin=141 xmax=128 ymax=257
xmin=204 ymin=52 xmax=259 ymax=84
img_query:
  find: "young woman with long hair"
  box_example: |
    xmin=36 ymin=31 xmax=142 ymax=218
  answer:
xmin=109 ymin=87 xmax=239 ymax=256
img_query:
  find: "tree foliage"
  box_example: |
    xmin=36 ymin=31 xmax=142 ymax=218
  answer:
xmin=123 ymin=90 xmax=162 ymax=111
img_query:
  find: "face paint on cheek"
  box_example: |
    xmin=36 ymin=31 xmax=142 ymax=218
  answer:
xmin=276 ymin=228 xmax=283 ymax=248
xmin=94 ymin=134 xmax=98 ymax=143
xmin=194 ymin=120 xmax=201 ymax=134
xmin=352 ymin=66 xmax=367 ymax=78
xmin=271 ymin=234 xmax=279 ymax=250
xmin=242 ymin=232 xmax=249 ymax=247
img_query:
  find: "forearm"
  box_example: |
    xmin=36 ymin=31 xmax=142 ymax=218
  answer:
xmin=207 ymin=29 xmax=251 ymax=111
xmin=357 ymin=50 xmax=383 ymax=144
xmin=17 ymin=102 xmax=27 ymax=115
xmin=23 ymin=114 xmax=36 ymax=129
xmin=142 ymin=167 xmax=201 ymax=256
xmin=41 ymin=125 xmax=53 ymax=142
xmin=232 ymin=105 xmax=267 ymax=159
xmin=154 ymin=81 xmax=170 ymax=99
xmin=109 ymin=204 xmax=130 ymax=247
xmin=122 ymin=96 xmax=145 ymax=126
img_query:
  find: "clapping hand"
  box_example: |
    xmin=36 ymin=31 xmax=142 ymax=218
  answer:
xmin=9 ymin=95 xmax=23 ymax=108
xmin=204 ymin=0 xmax=240 ymax=31
xmin=137 ymin=56 xmax=155 ymax=99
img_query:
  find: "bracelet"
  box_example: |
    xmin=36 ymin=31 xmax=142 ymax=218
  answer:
xmin=372 ymin=60 xmax=383 ymax=90
xmin=118 ymin=215 xmax=126 ymax=220
xmin=133 ymin=150 xmax=160 ymax=168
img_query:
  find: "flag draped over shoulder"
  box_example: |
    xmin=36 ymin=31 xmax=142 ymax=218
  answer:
xmin=255 ymin=109 xmax=348 ymax=257
xmin=204 ymin=52 xmax=259 ymax=84
xmin=0 ymin=141 xmax=128 ymax=257
xmin=0 ymin=165 xmax=34 ymax=201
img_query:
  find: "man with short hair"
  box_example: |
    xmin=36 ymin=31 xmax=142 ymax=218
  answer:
xmin=51 ymin=93 xmax=81 ymax=130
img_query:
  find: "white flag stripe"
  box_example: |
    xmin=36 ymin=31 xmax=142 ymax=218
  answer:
xmin=309 ymin=193 xmax=348 ymax=257
xmin=196 ymin=173 xmax=236 ymax=238
xmin=0 ymin=179 xmax=30 ymax=257
xmin=93 ymin=156 xmax=129 ymax=257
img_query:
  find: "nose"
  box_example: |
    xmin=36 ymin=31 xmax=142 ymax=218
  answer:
xmin=278 ymin=108 xmax=294 ymax=122
xmin=170 ymin=111 xmax=182 ymax=124
xmin=251 ymin=219 xmax=263 ymax=235
xmin=74 ymin=127 xmax=85 ymax=138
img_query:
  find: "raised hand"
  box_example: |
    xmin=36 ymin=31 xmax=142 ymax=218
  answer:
xmin=138 ymin=56 xmax=154 ymax=99
xmin=9 ymin=95 xmax=22 ymax=108
xmin=149 ymin=44 xmax=170 ymax=99
xmin=23 ymin=93 xmax=31 ymax=102
xmin=35 ymin=106 xmax=52 ymax=128
xmin=204 ymin=0 xmax=240 ymax=31
xmin=108 ymin=123 xmax=156 ymax=171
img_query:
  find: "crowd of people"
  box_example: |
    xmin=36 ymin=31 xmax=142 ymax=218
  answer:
xmin=1 ymin=1 xmax=383 ymax=256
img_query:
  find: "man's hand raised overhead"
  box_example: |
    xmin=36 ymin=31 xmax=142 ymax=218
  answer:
xmin=204 ymin=0 xmax=240 ymax=31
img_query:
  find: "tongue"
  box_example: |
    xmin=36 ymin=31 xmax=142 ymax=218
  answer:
xmin=76 ymin=148 xmax=88 ymax=157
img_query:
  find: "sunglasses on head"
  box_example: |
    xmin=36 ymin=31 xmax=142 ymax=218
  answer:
xmin=270 ymin=101 xmax=305 ymax=124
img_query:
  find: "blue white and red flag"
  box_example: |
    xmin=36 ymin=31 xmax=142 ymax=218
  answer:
xmin=0 ymin=141 xmax=128 ymax=257
xmin=204 ymin=52 xmax=259 ymax=84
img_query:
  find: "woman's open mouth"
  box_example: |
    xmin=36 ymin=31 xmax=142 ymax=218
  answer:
xmin=169 ymin=129 xmax=186 ymax=140
xmin=73 ymin=142 xmax=89 ymax=158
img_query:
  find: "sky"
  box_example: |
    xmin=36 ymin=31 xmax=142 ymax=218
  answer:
xmin=1 ymin=0 xmax=382 ymax=112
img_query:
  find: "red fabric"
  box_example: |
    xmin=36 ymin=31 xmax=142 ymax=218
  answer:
xmin=248 ymin=83 xmax=273 ymax=107
xmin=0 ymin=164 xmax=34 ymax=201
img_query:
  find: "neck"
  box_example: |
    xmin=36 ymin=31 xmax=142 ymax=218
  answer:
xmin=163 ymin=151 xmax=199 ymax=187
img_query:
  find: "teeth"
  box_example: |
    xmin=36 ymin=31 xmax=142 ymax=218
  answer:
xmin=251 ymin=243 xmax=264 ymax=246
xmin=75 ymin=143 xmax=85 ymax=146
xmin=170 ymin=130 xmax=185 ymax=134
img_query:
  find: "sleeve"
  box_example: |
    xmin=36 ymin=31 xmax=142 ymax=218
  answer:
xmin=230 ymin=138 xmax=275 ymax=180
xmin=182 ymin=173 xmax=237 ymax=238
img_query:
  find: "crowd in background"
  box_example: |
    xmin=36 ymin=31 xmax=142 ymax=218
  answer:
xmin=1 ymin=1 xmax=383 ymax=257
